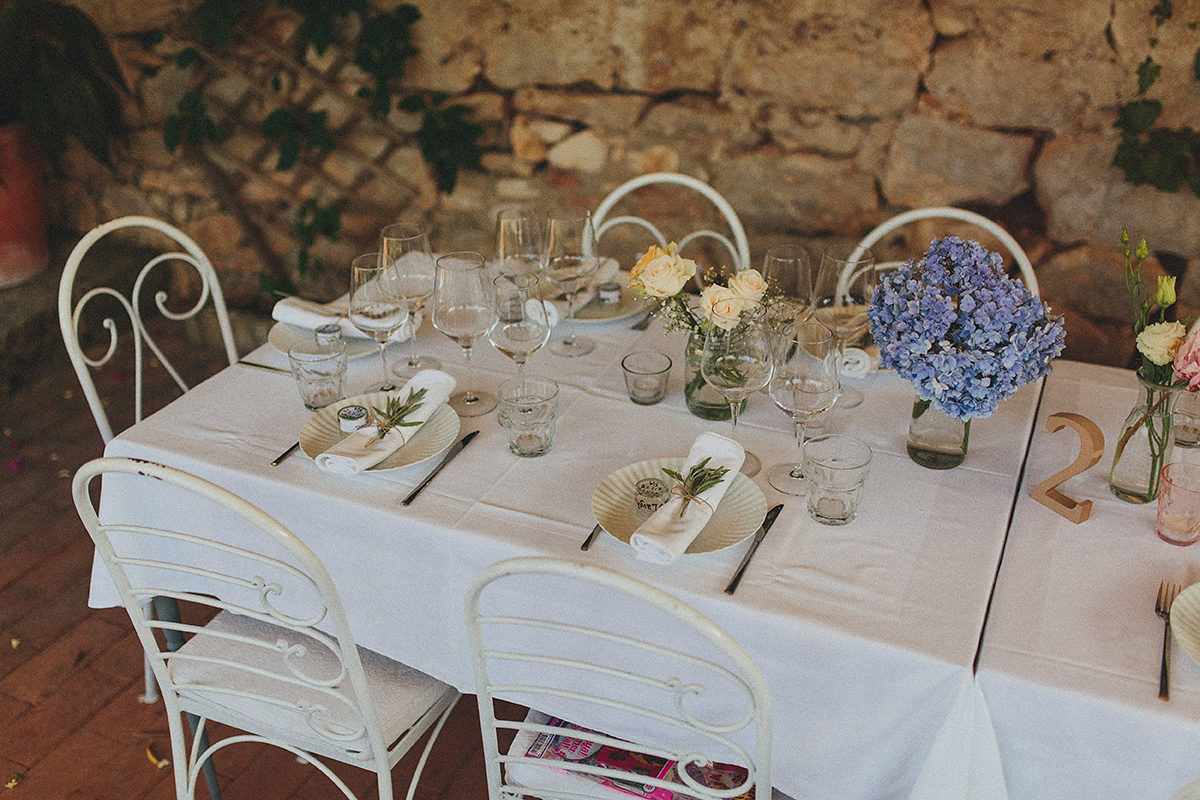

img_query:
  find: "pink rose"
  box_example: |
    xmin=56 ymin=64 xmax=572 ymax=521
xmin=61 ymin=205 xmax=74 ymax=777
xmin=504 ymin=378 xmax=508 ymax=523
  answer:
xmin=1174 ymin=330 xmax=1200 ymax=390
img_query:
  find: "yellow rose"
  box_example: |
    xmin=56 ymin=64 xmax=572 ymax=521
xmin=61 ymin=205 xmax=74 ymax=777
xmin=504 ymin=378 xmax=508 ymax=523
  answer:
xmin=700 ymin=284 xmax=745 ymax=329
xmin=1137 ymin=320 xmax=1187 ymax=365
xmin=629 ymin=242 xmax=697 ymax=298
xmin=728 ymin=268 xmax=767 ymax=301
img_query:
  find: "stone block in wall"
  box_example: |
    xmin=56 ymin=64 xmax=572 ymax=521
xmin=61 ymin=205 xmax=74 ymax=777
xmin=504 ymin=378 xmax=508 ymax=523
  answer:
xmin=510 ymin=115 xmax=549 ymax=164
xmin=608 ymin=0 xmax=739 ymax=93
xmin=548 ymin=131 xmax=608 ymax=173
xmin=637 ymin=97 xmax=746 ymax=144
xmin=713 ymin=151 xmax=878 ymax=235
xmin=1036 ymin=244 xmax=1165 ymax=327
xmin=1036 ymin=132 xmax=1200 ymax=259
xmin=882 ymin=114 xmax=1034 ymax=207
xmin=513 ymin=89 xmax=647 ymax=133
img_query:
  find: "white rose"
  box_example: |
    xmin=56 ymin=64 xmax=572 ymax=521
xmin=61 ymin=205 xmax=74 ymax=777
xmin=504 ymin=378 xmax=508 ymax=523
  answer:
xmin=700 ymin=284 xmax=745 ymax=330
xmin=728 ymin=268 xmax=767 ymax=302
xmin=1137 ymin=320 xmax=1187 ymax=365
xmin=632 ymin=253 xmax=695 ymax=297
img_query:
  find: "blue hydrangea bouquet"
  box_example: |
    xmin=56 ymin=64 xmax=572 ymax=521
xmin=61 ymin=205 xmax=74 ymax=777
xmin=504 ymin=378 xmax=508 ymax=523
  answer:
xmin=868 ymin=237 xmax=1066 ymax=466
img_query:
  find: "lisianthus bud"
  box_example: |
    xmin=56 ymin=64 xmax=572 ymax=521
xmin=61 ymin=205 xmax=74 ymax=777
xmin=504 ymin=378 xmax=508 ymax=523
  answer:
xmin=1154 ymin=275 xmax=1177 ymax=308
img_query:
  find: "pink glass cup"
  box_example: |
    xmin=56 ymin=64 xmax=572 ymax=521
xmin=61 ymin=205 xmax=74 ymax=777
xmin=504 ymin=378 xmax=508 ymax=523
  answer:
xmin=1156 ymin=462 xmax=1200 ymax=546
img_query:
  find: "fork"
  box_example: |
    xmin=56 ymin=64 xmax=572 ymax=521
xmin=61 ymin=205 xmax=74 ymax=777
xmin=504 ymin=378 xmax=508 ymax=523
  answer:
xmin=1157 ymin=580 xmax=1181 ymax=700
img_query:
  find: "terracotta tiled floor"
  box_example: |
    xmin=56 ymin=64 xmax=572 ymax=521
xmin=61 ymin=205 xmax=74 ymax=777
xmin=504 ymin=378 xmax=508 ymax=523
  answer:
xmin=0 ymin=337 xmax=504 ymax=799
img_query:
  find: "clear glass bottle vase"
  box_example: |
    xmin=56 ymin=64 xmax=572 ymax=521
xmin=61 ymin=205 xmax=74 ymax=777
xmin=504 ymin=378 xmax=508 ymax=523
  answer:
xmin=1109 ymin=373 xmax=1181 ymax=503
xmin=684 ymin=329 xmax=739 ymax=420
xmin=907 ymin=397 xmax=971 ymax=469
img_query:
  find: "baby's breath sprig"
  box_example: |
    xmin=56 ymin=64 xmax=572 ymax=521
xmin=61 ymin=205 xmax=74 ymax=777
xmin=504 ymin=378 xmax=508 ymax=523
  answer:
xmin=369 ymin=387 xmax=428 ymax=442
xmin=662 ymin=456 xmax=730 ymax=517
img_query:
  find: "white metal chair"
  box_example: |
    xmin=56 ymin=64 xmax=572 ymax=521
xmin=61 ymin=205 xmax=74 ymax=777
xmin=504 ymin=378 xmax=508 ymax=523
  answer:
xmin=58 ymin=215 xmax=240 ymax=444
xmin=590 ymin=172 xmax=751 ymax=280
xmin=465 ymin=557 xmax=772 ymax=800
xmin=848 ymin=206 xmax=1040 ymax=296
xmin=75 ymin=457 xmax=460 ymax=800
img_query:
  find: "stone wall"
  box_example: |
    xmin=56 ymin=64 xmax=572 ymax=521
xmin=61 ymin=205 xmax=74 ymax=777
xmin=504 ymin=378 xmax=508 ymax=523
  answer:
xmin=56 ymin=0 xmax=1200 ymax=366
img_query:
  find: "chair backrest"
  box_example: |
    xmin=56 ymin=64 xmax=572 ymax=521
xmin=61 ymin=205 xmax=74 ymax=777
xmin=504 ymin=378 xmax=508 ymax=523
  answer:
xmin=849 ymin=206 xmax=1040 ymax=296
xmin=58 ymin=216 xmax=238 ymax=442
xmin=73 ymin=456 xmax=389 ymax=767
xmin=591 ymin=172 xmax=751 ymax=282
xmin=465 ymin=557 xmax=772 ymax=800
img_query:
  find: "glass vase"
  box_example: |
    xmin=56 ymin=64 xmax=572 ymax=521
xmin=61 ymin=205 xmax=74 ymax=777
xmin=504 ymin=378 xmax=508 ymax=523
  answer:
xmin=684 ymin=329 xmax=741 ymax=420
xmin=907 ymin=397 xmax=971 ymax=469
xmin=1110 ymin=372 xmax=1181 ymax=504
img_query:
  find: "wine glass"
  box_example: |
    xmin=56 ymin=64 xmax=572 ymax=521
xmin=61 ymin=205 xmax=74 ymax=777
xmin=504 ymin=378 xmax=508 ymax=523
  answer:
xmin=761 ymin=244 xmax=814 ymax=339
xmin=812 ymin=244 xmax=876 ymax=409
xmin=348 ymin=252 xmax=409 ymax=392
xmin=489 ymin=273 xmax=551 ymax=374
xmin=494 ymin=208 xmax=542 ymax=278
xmin=767 ymin=321 xmax=840 ymax=495
xmin=701 ymin=300 xmax=775 ymax=477
xmin=432 ymin=252 xmax=498 ymax=416
xmin=543 ymin=211 xmax=600 ymax=357
xmin=381 ymin=222 xmax=440 ymax=379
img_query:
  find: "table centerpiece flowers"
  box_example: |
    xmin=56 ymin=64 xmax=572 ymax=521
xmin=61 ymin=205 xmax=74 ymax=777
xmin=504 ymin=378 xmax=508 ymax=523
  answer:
xmin=629 ymin=242 xmax=768 ymax=419
xmin=1109 ymin=228 xmax=1200 ymax=503
xmin=867 ymin=236 xmax=1066 ymax=469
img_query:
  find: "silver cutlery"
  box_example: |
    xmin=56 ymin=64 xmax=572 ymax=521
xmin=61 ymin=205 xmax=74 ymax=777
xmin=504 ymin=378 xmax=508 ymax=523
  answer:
xmin=271 ymin=442 xmax=300 ymax=466
xmin=580 ymin=523 xmax=603 ymax=551
xmin=402 ymin=430 xmax=479 ymax=506
xmin=630 ymin=312 xmax=653 ymax=331
xmin=724 ymin=504 xmax=784 ymax=595
xmin=237 ymin=358 xmax=290 ymax=374
xmin=1157 ymin=580 xmax=1181 ymax=700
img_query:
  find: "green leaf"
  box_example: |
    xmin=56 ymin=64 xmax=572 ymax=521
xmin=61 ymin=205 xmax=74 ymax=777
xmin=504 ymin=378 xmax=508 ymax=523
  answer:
xmin=176 ymin=47 xmax=200 ymax=69
xmin=262 ymin=107 xmax=293 ymax=139
xmin=277 ymin=129 xmax=300 ymax=171
xmin=163 ymin=116 xmax=182 ymax=153
xmin=397 ymin=94 xmax=426 ymax=113
xmin=1116 ymin=98 xmax=1163 ymax=133
xmin=1137 ymin=56 xmax=1162 ymax=94
xmin=1153 ymin=0 xmax=1173 ymax=25
xmin=1193 ymin=46 xmax=1200 ymax=81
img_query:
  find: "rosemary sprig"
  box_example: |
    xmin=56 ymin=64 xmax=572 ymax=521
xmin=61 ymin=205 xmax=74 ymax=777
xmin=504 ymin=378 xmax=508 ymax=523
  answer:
xmin=369 ymin=387 xmax=428 ymax=442
xmin=662 ymin=456 xmax=730 ymax=517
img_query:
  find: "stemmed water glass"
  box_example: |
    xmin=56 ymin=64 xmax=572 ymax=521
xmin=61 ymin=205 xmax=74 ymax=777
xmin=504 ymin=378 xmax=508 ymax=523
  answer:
xmin=489 ymin=273 xmax=551 ymax=374
xmin=761 ymin=244 xmax=814 ymax=338
xmin=812 ymin=244 xmax=875 ymax=409
xmin=381 ymin=222 xmax=440 ymax=379
xmin=348 ymin=253 xmax=409 ymax=392
xmin=767 ymin=321 xmax=840 ymax=495
xmin=432 ymin=252 xmax=498 ymax=416
xmin=494 ymin=208 xmax=542 ymax=277
xmin=543 ymin=211 xmax=600 ymax=357
xmin=701 ymin=300 xmax=775 ymax=477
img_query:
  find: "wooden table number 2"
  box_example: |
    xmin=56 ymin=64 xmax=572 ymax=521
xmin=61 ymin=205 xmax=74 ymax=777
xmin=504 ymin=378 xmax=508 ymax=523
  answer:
xmin=1030 ymin=412 xmax=1106 ymax=523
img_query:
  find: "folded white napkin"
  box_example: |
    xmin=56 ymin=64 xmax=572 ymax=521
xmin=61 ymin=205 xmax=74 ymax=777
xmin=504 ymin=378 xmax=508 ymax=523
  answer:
xmin=314 ymin=370 xmax=456 ymax=475
xmin=272 ymin=294 xmax=421 ymax=342
xmin=630 ymin=432 xmax=745 ymax=564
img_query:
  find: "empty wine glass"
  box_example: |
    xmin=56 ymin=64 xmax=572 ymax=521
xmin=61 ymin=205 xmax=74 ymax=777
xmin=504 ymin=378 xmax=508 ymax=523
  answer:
xmin=812 ymin=244 xmax=875 ymax=409
xmin=348 ymin=252 xmax=409 ymax=392
xmin=701 ymin=300 xmax=775 ymax=477
xmin=761 ymin=244 xmax=814 ymax=339
xmin=767 ymin=321 xmax=840 ymax=495
xmin=382 ymin=222 xmax=440 ymax=379
xmin=494 ymin=208 xmax=542 ymax=278
xmin=543 ymin=211 xmax=600 ymax=357
xmin=490 ymin=273 xmax=551 ymax=374
xmin=432 ymin=252 xmax=498 ymax=416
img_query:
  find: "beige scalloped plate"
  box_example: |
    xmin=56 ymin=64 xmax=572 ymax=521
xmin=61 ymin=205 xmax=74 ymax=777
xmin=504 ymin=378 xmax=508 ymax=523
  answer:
xmin=299 ymin=392 xmax=460 ymax=471
xmin=591 ymin=457 xmax=767 ymax=554
xmin=1171 ymin=582 xmax=1200 ymax=667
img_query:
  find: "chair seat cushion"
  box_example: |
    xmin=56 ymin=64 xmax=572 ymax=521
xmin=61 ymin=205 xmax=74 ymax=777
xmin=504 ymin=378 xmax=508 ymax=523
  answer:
xmin=170 ymin=610 xmax=453 ymax=758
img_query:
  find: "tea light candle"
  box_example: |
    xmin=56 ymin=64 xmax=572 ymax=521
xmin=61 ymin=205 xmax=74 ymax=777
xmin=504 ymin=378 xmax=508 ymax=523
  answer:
xmin=634 ymin=477 xmax=670 ymax=519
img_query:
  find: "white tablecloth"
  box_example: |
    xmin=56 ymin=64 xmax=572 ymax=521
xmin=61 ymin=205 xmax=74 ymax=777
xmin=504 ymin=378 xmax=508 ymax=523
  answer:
xmin=976 ymin=359 xmax=1200 ymax=800
xmin=89 ymin=312 xmax=1040 ymax=800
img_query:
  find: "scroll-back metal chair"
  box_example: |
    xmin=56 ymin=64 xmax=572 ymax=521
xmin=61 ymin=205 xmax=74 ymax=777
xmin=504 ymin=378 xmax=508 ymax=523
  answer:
xmin=590 ymin=172 xmax=751 ymax=285
xmin=848 ymin=206 xmax=1039 ymax=296
xmin=75 ymin=457 xmax=460 ymax=800
xmin=465 ymin=556 xmax=773 ymax=800
xmin=58 ymin=215 xmax=240 ymax=444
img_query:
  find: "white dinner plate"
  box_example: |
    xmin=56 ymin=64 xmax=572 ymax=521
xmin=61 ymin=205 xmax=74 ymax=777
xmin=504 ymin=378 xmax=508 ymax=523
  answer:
xmin=298 ymin=392 xmax=461 ymax=471
xmin=591 ymin=457 xmax=767 ymax=554
xmin=268 ymin=322 xmax=377 ymax=359
xmin=572 ymin=270 xmax=649 ymax=324
xmin=1171 ymin=582 xmax=1200 ymax=668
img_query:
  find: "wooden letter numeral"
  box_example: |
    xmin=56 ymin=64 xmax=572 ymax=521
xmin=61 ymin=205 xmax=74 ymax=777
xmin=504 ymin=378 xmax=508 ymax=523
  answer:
xmin=1030 ymin=412 xmax=1105 ymax=524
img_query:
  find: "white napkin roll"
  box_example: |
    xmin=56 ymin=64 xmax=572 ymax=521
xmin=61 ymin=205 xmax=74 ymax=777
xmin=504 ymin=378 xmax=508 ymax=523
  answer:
xmin=315 ymin=370 xmax=456 ymax=475
xmin=630 ymin=432 xmax=745 ymax=564
xmin=272 ymin=295 xmax=421 ymax=342
xmin=526 ymin=298 xmax=560 ymax=327
xmin=548 ymin=258 xmax=620 ymax=321
xmin=840 ymin=346 xmax=872 ymax=379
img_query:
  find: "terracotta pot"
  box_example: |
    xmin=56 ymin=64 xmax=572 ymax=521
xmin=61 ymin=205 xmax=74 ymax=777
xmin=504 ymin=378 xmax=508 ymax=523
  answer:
xmin=0 ymin=122 xmax=49 ymax=288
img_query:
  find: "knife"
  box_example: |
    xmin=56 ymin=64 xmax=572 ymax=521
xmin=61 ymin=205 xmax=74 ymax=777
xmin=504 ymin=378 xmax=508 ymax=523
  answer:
xmin=580 ymin=523 xmax=603 ymax=551
xmin=401 ymin=430 xmax=479 ymax=506
xmin=724 ymin=504 xmax=784 ymax=595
